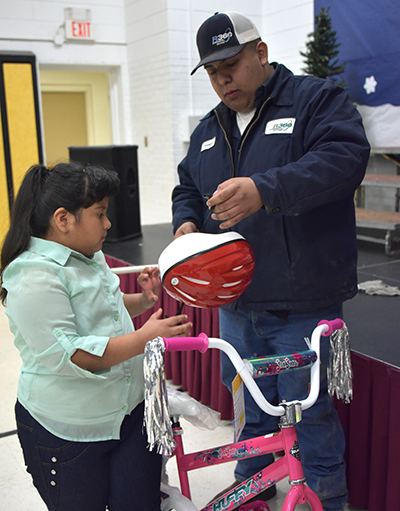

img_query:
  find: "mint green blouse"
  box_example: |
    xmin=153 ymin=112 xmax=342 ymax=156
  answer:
xmin=3 ymin=237 xmax=144 ymax=441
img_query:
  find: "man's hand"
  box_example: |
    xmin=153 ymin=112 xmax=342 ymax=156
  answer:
xmin=206 ymin=177 xmax=263 ymax=229
xmin=174 ymin=221 xmax=199 ymax=239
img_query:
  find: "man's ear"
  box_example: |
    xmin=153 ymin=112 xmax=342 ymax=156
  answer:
xmin=256 ymin=41 xmax=269 ymax=66
xmin=53 ymin=207 xmax=74 ymax=233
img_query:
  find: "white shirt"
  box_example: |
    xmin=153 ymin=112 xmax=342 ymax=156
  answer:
xmin=236 ymin=108 xmax=256 ymax=135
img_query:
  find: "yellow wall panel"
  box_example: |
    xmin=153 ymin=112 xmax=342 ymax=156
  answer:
xmin=3 ymin=63 xmax=40 ymax=194
xmin=0 ymin=103 xmax=10 ymax=243
xmin=0 ymin=52 xmax=43 ymax=250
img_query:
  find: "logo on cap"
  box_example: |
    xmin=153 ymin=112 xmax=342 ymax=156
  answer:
xmin=212 ymin=28 xmax=232 ymax=46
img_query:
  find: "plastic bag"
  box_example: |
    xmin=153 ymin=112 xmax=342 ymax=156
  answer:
xmin=160 ymin=482 xmax=199 ymax=511
xmin=167 ymin=387 xmax=221 ymax=430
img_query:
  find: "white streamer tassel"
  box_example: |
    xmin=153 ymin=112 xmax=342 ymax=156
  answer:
xmin=143 ymin=337 xmax=175 ymax=456
xmin=327 ymin=324 xmax=353 ymax=404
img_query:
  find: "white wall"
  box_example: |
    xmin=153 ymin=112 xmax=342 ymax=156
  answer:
xmin=0 ymin=0 xmax=133 ymax=147
xmin=128 ymin=0 xmax=314 ymax=224
xmin=261 ymin=0 xmax=314 ymax=74
xmin=124 ymin=0 xmax=174 ymax=225
xmin=0 ymin=0 xmax=314 ymax=225
xmin=0 ymin=0 xmax=127 ymax=64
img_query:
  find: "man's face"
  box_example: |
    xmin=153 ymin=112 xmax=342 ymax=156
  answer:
xmin=204 ymin=42 xmax=270 ymax=113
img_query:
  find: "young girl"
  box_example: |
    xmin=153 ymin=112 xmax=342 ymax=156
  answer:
xmin=0 ymin=162 xmax=191 ymax=511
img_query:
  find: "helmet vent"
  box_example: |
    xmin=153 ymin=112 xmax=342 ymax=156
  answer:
xmin=174 ymin=288 xmax=197 ymax=302
xmin=222 ymin=281 xmax=242 ymax=288
xmin=182 ymin=276 xmax=210 ymax=285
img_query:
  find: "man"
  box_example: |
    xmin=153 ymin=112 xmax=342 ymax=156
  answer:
xmin=172 ymin=11 xmax=370 ymax=511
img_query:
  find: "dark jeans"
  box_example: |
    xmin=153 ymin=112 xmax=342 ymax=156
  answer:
xmin=15 ymin=400 xmax=162 ymax=511
xmin=219 ymin=305 xmax=348 ymax=511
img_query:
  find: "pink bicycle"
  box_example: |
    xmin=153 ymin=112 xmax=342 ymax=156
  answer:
xmin=147 ymin=318 xmax=344 ymax=511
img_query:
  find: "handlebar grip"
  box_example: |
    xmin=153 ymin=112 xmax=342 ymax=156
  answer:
xmin=163 ymin=333 xmax=209 ymax=353
xmin=318 ymin=318 xmax=344 ymax=337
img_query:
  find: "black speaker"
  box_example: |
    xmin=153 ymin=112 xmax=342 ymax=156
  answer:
xmin=69 ymin=145 xmax=141 ymax=242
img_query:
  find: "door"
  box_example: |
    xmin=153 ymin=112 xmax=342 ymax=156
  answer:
xmin=39 ymin=70 xmax=113 ymax=166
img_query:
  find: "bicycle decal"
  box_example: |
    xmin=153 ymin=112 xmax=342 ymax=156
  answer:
xmin=250 ymin=471 xmax=277 ymax=496
xmin=232 ymin=443 xmax=261 ymax=460
xmin=194 ymin=442 xmax=261 ymax=465
xmin=248 ymin=350 xmax=317 ymax=378
xmin=203 ymin=472 xmax=276 ymax=511
xmin=290 ymin=440 xmax=301 ymax=461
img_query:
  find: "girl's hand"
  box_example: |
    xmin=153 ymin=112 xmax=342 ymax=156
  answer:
xmin=140 ymin=308 xmax=192 ymax=342
xmin=137 ymin=266 xmax=161 ymax=310
xmin=73 ymin=309 xmax=193 ymax=370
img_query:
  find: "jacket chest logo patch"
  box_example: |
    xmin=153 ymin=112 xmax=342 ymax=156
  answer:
xmin=265 ymin=118 xmax=296 ymax=134
xmin=201 ymin=136 xmax=216 ymax=152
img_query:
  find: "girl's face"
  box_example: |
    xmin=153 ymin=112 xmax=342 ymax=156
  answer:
xmin=68 ymin=197 xmax=111 ymax=256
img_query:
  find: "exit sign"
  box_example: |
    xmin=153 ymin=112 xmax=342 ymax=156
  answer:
xmin=65 ymin=20 xmax=94 ymax=41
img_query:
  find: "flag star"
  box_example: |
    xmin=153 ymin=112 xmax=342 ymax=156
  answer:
xmin=364 ymin=75 xmax=377 ymax=94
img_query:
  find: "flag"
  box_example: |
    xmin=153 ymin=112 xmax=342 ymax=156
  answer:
xmin=314 ymin=0 xmax=400 ymax=152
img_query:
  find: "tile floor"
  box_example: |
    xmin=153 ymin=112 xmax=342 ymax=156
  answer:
xmin=0 ymin=305 xmax=362 ymax=510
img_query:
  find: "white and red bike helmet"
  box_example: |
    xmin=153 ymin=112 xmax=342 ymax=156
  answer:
xmin=158 ymin=231 xmax=255 ymax=308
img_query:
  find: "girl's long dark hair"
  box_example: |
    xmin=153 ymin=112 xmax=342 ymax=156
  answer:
xmin=0 ymin=161 xmax=120 ymax=304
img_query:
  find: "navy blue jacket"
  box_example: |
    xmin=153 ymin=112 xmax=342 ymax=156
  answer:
xmin=172 ymin=64 xmax=370 ymax=311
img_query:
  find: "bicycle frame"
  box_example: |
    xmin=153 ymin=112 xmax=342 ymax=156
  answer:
xmin=171 ymin=414 xmax=322 ymax=510
xmin=157 ymin=319 xmax=343 ymax=511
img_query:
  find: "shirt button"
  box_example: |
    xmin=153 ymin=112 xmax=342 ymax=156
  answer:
xmin=272 ymin=207 xmax=280 ymax=214
xmin=51 ymin=457 xmax=57 ymax=463
xmin=126 ymin=377 xmax=131 ymax=382
xmin=50 ymin=481 xmax=56 ymax=486
xmin=114 ymin=315 xmax=119 ymax=322
xmin=106 ymin=287 xmax=111 ymax=293
xmin=122 ymin=405 xmax=127 ymax=411
xmin=51 ymin=469 xmax=56 ymax=475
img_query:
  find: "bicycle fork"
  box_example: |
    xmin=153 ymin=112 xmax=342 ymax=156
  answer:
xmin=280 ymin=403 xmax=323 ymax=511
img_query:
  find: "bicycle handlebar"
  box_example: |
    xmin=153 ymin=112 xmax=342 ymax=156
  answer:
xmin=161 ymin=318 xmax=343 ymax=416
xmin=163 ymin=318 xmax=342 ymax=353
xmin=163 ymin=332 xmax=209 ymax=353
xmin=318 ymin=318 xmax=344 ymax=336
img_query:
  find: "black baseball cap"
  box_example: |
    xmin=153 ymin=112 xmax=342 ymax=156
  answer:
xmin=191 ymin=12 xmax=261 ymax=75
